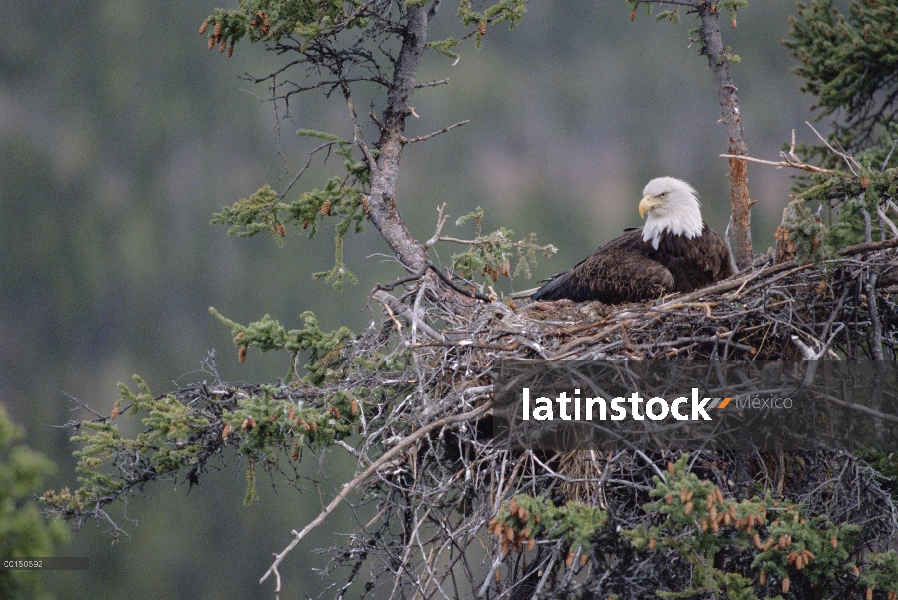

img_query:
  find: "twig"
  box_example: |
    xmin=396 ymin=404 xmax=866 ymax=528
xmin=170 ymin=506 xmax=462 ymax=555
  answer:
xmin=259 ymin=400 xmax=494 ymax=586
xmin=839 ymin=237 xmax=898 ymax=255
xmin=878 ymin=207 xmax=898 ymax=239
xmin=270 ymin=141 xmax=338 ymax=208
xmin=372 ymin=290 xmax=442 ymax=341
xmin=790 ymin=335 xmax=818 ymax=361
xmin=425 ymin=204 xmax=450 ymax=248
xmin=415 ymin=78 xmax=450 ymax=89
xmin=720 ymin=153 xmax=835 ymax=174
xmin=402 ymin=120 xmax=469 ymax=144
xmin=867 ymin=273 xmax=884 ymax=361
xmin=860 ymin=206 xmax=872 ymax=243
xmin=438 ymin=236 xmax=481 ymax=245
xmin=423 ymin=260 xmax=492 ymax=303
xmin=806 ymin=121 xmax=862 ymax=175
xmin=375 ymin=260 xmax=491 ymax=303
xmin=883 ymin=138 xmax=898 ymax=172
xmin=342 ymin=82 xmax=379 ymax=174
xmin=819 ymin=391 xmax=898 ymax=424
xmin=787 ymin=128 xmax=800 ymax=162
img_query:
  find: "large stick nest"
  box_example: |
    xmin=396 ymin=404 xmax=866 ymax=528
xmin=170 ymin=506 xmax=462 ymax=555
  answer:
xmin=433 ymin=239 xmax=898 ymax=363
xmin=304 ymin=240 xmax=898 ymax=598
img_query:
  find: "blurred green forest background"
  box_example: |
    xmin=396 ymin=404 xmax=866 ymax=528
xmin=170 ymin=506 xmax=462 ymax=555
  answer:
xmin=0 ymin=1 xmax=825 ymax=597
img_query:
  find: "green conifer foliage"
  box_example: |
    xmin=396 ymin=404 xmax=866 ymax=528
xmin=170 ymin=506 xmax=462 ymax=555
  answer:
xmin=0 ymin=405 xmax=69 ymax=600
xmin=504 ymin=455 xmax=898 ymax=599
xmin=786 ymin=0 xmax=898 ymax=153
xmin=450 ymin=207 xmax=556 ymax=283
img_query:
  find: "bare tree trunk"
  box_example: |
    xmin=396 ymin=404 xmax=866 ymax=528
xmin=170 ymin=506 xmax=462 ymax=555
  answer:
xmin=698 ymin=4 xmax=754 ymax=269
xmin=366 ymin=6 xmax=430 ymax=273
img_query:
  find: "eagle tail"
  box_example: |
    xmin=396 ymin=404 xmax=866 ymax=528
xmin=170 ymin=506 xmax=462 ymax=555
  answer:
xmin=530 ymin=271 xmax=572 ymax=301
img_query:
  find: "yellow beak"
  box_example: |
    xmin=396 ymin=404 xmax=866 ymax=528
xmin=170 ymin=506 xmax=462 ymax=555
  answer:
xmin=639 ymin=195 xmax=661 ymax=219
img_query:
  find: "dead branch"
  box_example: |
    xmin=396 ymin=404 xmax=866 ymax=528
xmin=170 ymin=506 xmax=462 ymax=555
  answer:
xmin=402 ymin=119 xmax=469 ymax=144
xmin=372 ymin=290 xmax=443 ymax=341
xmin=425 ymin=203 xmax=450 ymax=248
xmin=374 ymin=259 xmax=492 ymax=303
xmin=720 ymin=153 xmax=835 ymax=174
xmin=259 ymin=399 xmax=493 ymax=586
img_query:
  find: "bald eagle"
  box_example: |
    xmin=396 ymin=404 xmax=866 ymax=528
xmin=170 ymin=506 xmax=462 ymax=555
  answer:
xmin=531 ymin=177 xmax=733 ymax=303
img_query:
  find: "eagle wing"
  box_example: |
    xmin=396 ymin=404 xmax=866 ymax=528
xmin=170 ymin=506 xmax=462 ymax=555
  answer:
xmin=531 ymin=229 xmax=674 ymax=303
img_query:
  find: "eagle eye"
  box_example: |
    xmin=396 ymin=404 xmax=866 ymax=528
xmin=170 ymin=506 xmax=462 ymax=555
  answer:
xmin=659 ymin=192 xmax=668 ymax=198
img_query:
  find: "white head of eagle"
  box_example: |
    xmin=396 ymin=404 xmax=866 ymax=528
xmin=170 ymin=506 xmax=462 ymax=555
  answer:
xmin=639 ymin=177 xmax=704 ymax=250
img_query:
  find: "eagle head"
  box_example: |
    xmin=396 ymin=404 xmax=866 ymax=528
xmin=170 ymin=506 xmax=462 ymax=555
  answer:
xmin=639 ymin=177 xmax=704 ymax=249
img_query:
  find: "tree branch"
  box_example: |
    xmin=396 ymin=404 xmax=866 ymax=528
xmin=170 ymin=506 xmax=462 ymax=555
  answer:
xmin=402 ymin=120 xmax=469 ymax=144
xmin=720 ymin=153 xmax=835 ymax=174
xmin=372 ymin=290 xmax=444 ymax=341
xmin=696 ymin=3 xmax=753 ymax=270
xmin=365 ymin=6 xmax=432 ymax=273
xmin=259 ymin=399 xmax=494 ymax=587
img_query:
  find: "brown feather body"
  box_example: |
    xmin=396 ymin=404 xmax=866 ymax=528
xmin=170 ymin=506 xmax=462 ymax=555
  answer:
xmin=531 ymin=225 xmax=732 ymax=303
